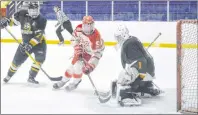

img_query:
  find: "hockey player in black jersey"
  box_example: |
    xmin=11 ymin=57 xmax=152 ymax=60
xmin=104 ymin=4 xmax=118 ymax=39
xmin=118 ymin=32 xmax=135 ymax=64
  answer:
xmin=0 ymin=2 xmax=47 ymax=84
xmin=111 ymin=24 xmax=161 ymax=106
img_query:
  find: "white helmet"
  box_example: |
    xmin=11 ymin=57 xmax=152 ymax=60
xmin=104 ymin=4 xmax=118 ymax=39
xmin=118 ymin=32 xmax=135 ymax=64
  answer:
xmin=114 ymin=24 xmax=129 ymax=48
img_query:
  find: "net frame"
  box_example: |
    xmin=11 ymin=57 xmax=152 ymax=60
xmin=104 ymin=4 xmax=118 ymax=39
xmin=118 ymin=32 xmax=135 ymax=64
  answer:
xmin=177 ymin=19 xmax=198 ymax=113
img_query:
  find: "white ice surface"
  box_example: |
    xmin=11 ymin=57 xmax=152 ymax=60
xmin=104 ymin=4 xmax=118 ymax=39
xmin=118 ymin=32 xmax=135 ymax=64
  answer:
xmin=1 ymin=44 xmax=180 ymax=114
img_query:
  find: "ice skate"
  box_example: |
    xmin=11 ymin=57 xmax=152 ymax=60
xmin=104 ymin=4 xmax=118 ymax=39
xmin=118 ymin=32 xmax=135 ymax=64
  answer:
xmin=65 ymin=79 xmax=82 ymax=92
xmin=27 ymin=77 xmax=39 ymax=84
xmin=3 ymin=76 xmax=11 ymax=83
xmin=53 ymin=77 xmax=70 ymax=89
xmin=53 ymin=80 xmax=68 ymax=89
xmin=58 ymin=41 xmax=64 ymax=46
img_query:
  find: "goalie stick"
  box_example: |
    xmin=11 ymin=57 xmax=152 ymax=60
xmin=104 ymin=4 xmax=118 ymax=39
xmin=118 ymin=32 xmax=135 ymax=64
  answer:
xmin=4 ymin=27 xmax=62 ymax=81
xmin=146 ymin=32 xmax=165 ymax=93
xmin=146 ymin=32 xmax=162 ymax=49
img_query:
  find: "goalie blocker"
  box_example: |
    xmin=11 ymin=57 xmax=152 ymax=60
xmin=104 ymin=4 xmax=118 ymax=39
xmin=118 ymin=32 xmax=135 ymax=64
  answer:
xmin=111 ymin=24 xmax=162 ymax=106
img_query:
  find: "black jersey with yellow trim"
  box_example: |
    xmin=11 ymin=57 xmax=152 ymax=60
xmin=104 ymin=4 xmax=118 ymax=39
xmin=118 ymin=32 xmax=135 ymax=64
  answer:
xmin=121 ymin=36 xmax=151 ymax=69
xmin=11 ymin=10 xmax=47 ymax=45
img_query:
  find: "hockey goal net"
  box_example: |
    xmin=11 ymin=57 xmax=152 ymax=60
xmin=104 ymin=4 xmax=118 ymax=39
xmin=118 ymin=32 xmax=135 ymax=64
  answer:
xmin=177 ymin=20 xmax=198 ymax=113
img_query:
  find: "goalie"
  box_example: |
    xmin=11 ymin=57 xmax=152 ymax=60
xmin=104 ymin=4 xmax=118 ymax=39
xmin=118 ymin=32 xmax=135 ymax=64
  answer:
xmin=111 ymin=24 xmax=162 ymax=106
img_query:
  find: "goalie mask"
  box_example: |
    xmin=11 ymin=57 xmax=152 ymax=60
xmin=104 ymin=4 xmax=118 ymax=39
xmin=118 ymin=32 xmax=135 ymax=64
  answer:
xmin=28 ymin=2 xmax=40 ymax=18
xmin=114 ymin=24 xmax=129 ymax=49
xmin=82 ymin=15 xmax=95 ymax=35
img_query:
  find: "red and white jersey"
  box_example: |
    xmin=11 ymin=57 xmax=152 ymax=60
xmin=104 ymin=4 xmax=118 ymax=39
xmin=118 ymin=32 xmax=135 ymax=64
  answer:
xmin=71 ymin=24 xmax=105 ymax=68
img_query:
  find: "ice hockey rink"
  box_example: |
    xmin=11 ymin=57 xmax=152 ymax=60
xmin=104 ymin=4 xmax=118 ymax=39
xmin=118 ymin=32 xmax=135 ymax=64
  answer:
xmin=1 ymin=43 xmax=179 ymax=114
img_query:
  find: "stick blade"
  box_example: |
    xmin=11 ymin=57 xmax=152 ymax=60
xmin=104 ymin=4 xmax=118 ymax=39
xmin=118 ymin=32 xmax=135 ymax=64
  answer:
xmin=95 ymin=91 xmax=111 ymax=97
xmin=49 ymin=76 xmax=62 ymax=81
xmin=99 ymin=95 xmax=111 ymax=103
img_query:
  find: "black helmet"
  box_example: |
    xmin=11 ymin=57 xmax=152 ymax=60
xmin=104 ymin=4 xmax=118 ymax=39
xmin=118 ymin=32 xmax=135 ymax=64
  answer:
xmin=28 ymin=2 xmax=40 ymax=18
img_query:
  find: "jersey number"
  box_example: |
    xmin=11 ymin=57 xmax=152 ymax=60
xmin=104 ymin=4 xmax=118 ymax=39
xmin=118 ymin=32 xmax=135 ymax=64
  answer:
xmin=138 ymin=62 xmax=142 ymax=69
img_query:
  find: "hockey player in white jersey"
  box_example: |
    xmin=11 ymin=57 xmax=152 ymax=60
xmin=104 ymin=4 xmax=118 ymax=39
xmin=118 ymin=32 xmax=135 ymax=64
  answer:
xmin=111 ymin=24 xmax=162 ymax=106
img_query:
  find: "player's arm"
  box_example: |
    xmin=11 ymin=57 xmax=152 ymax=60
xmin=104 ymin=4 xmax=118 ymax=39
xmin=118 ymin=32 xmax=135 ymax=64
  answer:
xmin=29 ymin=18 xmax=47 ymax=47
xmin=0 ymin=10 xmax=25 ymax=28
xmin=82 ymin=34 xmax=105 ymax=75
xmin=89 ymin=38 xmax=105 ymax=68
xmin=121 ymin=39 xmax=132 ymax=69
xmin=70 ymin=25 xmax=83 ymax=47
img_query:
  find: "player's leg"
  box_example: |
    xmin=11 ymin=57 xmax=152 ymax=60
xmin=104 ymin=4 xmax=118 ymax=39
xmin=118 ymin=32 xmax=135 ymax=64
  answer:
xmin=28 ymin=41 xmax=46 ymax=84
xmin=116 ymin=84 xmax=141 ymax=106
xmin=137 ymin=81 xmax=161 ymax=96
xmin=112 ymin=68 xmax=142 ymax=106
xmin=146 ymin=56 xmax=155 ymax=77
xmin=134 ymin=57 xmax=160 ymax=96
xmin=56 ymin=25 xmax=64 ymax=45
xmin=65 ymin=60 xmax=84 ymax=91
xmin=53 ymin=64 xmax=73 ymax=89
xmin=3 ymin=45 xmax=31 ymax=83
xmin=111 ymin=79 xmax=117 ymax=98
xmin=63 ymin=20 xmax=73 ymax=35
xmin=113 ymin=58 xmax=148 ymax=106
xmin=65 ymin=53 xmax=91 ymax=91
xmin=53 ymin=52 xmax=83 ymax=89
xmin=122 ymin=57 xmax=148 ymax=92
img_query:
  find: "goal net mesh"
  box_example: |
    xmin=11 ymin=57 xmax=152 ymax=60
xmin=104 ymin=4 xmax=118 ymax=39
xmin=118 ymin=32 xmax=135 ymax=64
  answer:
xmin=177 ymin=20 xmax=198 ymax=113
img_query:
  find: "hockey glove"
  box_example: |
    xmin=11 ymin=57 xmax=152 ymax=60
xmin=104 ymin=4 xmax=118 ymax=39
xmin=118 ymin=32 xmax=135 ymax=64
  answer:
xmin=0 ymin=17 xmax=10 ymax=29
xmin=20 ymin=43 xmax=33 ymax=54
xmin=74 ymin=44 xmax=84 ymax=58
xmin=82 ymin=63 xmax=94 ymax=75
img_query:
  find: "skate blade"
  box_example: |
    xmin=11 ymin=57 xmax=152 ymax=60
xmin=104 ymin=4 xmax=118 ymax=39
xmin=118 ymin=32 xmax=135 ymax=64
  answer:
xmin=65 ymin=87 xmax=75 ymax=92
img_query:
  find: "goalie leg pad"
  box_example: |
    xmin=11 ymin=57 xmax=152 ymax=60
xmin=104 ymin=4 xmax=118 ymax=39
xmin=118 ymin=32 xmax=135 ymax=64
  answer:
xmin=111 ymin=79 xmax=117 ymax=98
xmin=137 ymin=81 xmax=161 ymax=96
xmin=116 ymin=84 xmax=142 ymax=106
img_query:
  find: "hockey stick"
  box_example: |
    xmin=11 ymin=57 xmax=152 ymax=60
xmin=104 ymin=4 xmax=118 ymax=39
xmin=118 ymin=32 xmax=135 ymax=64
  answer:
xmin=87 ymin=74 xmax=111 ymax=103
xmin=80 ymin=58 xmax=111 ymax=103
xmin=146 ymin=32 xmax=164 ymax=93
xmin=146 ymin=32 xmax=162 ymax=49
xmin=4 ymin=27 xmax=62 ymax=81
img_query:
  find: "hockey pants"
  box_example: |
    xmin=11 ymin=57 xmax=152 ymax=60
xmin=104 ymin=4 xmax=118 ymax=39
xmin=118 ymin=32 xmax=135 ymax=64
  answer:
xmin=7 ymin=40 xmax=47 ymax=79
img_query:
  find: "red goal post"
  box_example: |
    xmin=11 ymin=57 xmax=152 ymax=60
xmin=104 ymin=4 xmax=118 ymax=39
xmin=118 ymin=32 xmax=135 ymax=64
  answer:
xmin=177 ymin=19 xmax=198 ymax=113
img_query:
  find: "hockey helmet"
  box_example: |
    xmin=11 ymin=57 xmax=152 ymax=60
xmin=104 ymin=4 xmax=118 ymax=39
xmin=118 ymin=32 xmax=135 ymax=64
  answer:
xmin=28 ymin=2 xmax=40 ymax=18
xmin=82 ymin=15 xmax=95 ymax=35
xmin=114 ymin=24 xmax=129 ymax=44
